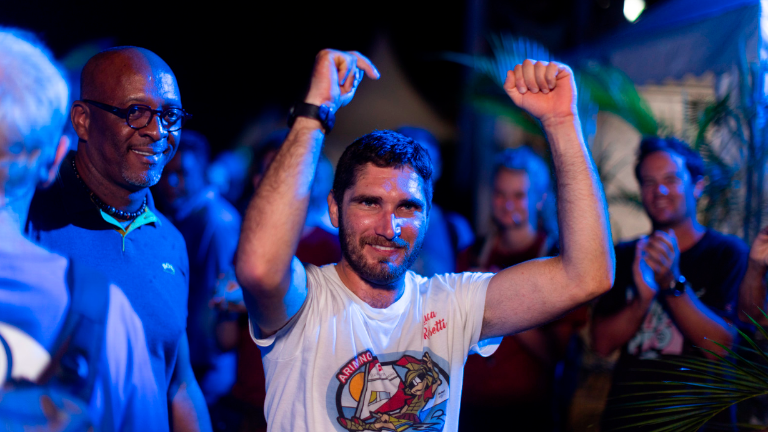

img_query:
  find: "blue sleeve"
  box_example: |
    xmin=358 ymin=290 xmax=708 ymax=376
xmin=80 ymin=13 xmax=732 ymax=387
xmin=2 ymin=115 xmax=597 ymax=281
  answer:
xmin=711 ymin=236 xmax=749 ymax=324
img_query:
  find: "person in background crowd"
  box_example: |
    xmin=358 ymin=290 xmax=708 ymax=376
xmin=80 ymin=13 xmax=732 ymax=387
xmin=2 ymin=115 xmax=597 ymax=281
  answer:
xmin=0 ymin=28 xmax=163 ymax=431
xmin=25 ymin=46 xmax=211 ymax=431
xmin=592 ymin=136 xmax=748 ymax=430
xmin=221 ymin=128 xmax=342 ymax=432
xmin=234 ymin=49 xmax=614 ymax=431
xmin=396 ymin=126 xmax=474 ymax=277
xmin=236 ymin=130 xmax=286 ymax=215
xmin=733 ymin=225 xmax=768 ymax=425
xmin=738 ymin=225 xmax=768 ymax=325
xmin=243 ymin=128 xmax=342 ymax=262
xmin=207 ymin=109 xmax=286 ymax=208
xmin=208 ymin=149 xmax=251 ymax=207
xmin=458 ymin=146 xmax=557 ymax=271
xmin=457 ymin=146 xmax=587 ymax=432
xmin=153 ymin=131 xmax=241 ymax=410
xmin=295 ymin=151 xmax=343 ymax=263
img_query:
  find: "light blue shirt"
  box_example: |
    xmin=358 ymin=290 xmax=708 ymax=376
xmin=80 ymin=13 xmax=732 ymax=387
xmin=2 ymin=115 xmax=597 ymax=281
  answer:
xmin=0 ymin=229 xmax=164 ymax=431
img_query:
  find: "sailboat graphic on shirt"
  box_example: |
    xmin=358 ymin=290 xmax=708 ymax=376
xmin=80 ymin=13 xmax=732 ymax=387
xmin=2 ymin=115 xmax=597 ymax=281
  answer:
xmin=353 ymin=359 xmax=401 ymax=419
xmin=333 ymin=350 xmax=450 ymax=431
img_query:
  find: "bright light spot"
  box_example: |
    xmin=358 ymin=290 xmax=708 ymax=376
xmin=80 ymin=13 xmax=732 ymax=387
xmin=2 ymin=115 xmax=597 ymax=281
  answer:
xmin=624 ymin=0 xmax=646 ymax=22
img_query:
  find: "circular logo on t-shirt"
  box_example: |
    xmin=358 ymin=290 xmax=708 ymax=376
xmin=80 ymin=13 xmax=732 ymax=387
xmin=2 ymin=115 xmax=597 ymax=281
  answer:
xmin=332 ymin=350 xmax=450 ymax=431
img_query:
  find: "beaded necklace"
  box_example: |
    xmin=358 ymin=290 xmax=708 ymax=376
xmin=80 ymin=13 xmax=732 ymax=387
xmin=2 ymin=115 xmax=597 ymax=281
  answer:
xmin=71 ymin=159 xmax=147 ymax=220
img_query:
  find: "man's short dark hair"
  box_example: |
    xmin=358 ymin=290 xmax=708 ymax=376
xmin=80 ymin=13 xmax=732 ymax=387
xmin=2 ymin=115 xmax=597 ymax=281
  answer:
xmin=634 ymin=136 xmax=705 ymax=183
xmin=178 ymin=130 xmax=210 ymax=167
xmin=333 ymin=130 xmax=433 ymax=209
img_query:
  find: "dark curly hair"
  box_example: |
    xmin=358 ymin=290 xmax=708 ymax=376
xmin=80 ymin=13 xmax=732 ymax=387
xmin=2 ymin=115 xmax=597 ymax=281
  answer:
xmin=333 ymin=130 xmax=433 ymax=209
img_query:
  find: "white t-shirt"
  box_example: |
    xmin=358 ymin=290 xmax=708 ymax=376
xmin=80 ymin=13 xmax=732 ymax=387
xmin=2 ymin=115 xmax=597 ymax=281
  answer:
xmin=252 ymin=264 xmax=500 ymax=432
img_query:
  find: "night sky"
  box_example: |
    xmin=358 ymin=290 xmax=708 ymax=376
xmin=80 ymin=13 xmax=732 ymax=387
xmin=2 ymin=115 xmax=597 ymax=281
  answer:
xmin=1 ymin=0 xmax=666 ymax=153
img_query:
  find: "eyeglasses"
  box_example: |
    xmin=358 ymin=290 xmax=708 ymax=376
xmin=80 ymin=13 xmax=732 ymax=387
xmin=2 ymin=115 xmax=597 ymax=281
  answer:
xmin=83 ymin=99 xmax=191 ymax=132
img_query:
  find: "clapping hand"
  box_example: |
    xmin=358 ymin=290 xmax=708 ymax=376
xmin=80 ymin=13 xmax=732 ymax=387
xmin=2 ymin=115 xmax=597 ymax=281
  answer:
xmin=633 ymin=237 xmax=659 ymax=300
xmin=633 ymin=230 xmax=681 ymax=299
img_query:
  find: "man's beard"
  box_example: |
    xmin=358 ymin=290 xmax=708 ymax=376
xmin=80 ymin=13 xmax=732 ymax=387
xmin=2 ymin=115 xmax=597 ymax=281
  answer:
xmin=122 ymin=163 xmax=163 ymax=188
xmin=338 ymin=212 xmax=424 ymax=286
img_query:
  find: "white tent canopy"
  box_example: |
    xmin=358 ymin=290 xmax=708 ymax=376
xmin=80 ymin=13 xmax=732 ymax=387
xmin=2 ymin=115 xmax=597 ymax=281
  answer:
xmin=568 ymin=0 xmax=765 ymax=84
xmin=564 ymin=0 xmax=768 ymax=240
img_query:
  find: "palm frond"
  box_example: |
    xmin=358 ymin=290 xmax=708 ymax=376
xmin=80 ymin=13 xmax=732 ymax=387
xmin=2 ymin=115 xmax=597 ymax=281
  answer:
xmin=602 ymin=317 xmax=768 ymax=432
xmin=468 ymin=93 xmax=543 ymax=136
xmin=574 ymin=62 xmax=658 ymax=136
xmin=442 ymin=34 xmax=659 ymax=142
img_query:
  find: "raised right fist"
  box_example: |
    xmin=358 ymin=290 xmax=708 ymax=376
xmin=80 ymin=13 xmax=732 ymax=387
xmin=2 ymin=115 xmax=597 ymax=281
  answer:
xmin=503 ymin=60 xmax=577 ymax=127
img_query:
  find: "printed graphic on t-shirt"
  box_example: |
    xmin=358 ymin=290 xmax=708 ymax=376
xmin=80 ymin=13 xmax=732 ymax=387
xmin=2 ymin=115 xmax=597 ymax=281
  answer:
xmin=627 ymin=299 xmax=684 ymax=358
xmin=332 ymin=350 xmax=450 ymax=431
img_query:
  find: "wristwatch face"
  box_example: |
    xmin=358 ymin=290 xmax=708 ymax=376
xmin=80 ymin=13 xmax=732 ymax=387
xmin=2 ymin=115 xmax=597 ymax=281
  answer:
xmin=664 ymin=277 xmax=686 ymax=297
xmin=317 ymin=104 xmax=329 ymax=122
xmin=666 ymin=286 xmax=684 ymax=297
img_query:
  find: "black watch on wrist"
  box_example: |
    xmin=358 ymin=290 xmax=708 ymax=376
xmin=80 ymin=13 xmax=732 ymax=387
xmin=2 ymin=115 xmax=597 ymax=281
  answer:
xmin=287 ymin=102 xmax=335 ymax=133
xmin=662 ymin=274 xmax=687 ymax=297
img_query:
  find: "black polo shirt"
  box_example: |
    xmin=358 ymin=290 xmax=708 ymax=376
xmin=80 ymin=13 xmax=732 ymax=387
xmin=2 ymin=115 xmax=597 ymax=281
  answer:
xmin=26 ymin=151 xmax=189 ymax=398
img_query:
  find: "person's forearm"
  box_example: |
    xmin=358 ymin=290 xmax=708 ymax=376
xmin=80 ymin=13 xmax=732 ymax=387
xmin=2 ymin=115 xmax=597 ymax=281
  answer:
xmin=665 ymin=288 xmax=736 ymax=359
xmin=169 ymin=334 xmax=212 ymax=432
xmin=236 ymin=118 xmax=324 ymax=293
xmin=171 ymin=381 xmax=212 ymax=432
xmin=543 ymin=117 xmax=614 ymax=301
xmin=592 ymin=297 xmax=652 ymax=356
xmin=738 ymin=261 xmax=768 ymax=324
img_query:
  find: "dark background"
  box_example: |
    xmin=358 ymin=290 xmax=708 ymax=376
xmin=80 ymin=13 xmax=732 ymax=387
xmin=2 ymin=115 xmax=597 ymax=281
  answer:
xmin=1 ymin=0 xmax=666 ymax=154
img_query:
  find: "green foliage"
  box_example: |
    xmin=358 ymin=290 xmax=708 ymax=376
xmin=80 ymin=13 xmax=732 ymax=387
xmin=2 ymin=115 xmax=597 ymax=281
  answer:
xmin=576 ymin=62 xmax=657 ymax=136
xmin=442 ymin=33 xmax=658 ymax=138
xmin=442 ymin=34 xmax=658 ymax=216
xmin=690 ymin=59 xmax=768 ymax=241
xmin=470 ymin=93 xmax=544 ymax=136
xmin=442 ymin=35 xmax=552 ymax=138
xmin=693 ymin=95 xmax=745 ymax=229
xmin=442 ymin=34 xmax=554 ymax=89
xmin=603 ymin=312 xmax=768 ymax=431
xmin=445 ymin=33 xmax=767 ymax=241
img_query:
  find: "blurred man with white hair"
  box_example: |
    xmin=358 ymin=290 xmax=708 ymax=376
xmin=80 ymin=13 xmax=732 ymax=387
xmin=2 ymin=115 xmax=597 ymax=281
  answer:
xmin=0 ymin=28 xmax=163 ymax=430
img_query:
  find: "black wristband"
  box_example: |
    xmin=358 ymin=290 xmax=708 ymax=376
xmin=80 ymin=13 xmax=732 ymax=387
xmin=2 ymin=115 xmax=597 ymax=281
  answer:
xmin=287 ymin=102 xmax=335 ymax=133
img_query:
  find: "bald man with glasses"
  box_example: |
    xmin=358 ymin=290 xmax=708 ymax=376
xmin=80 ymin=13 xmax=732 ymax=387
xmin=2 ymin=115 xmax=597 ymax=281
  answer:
xmin=26 ymin=46 xmax=211 ymax=432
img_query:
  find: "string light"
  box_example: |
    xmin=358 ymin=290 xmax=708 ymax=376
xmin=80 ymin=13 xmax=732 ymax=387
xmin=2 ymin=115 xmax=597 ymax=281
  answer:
xmin=624 ymin=0 xmax=646 ymax=22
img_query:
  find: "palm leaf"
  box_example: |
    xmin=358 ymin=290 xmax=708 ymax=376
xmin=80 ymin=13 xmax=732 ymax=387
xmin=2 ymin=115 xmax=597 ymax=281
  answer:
xmin=442 ymin=35 xmax=554 ymax=137
xmin=469 ymin=93 xmax=544 ymax=136
xmin=603 ymin=316 xmax=768 ymax=431
xmin=575 ymin=62 xmax=658 ymax=135
xmin=442 ymin=34 xmax=659 ymax=140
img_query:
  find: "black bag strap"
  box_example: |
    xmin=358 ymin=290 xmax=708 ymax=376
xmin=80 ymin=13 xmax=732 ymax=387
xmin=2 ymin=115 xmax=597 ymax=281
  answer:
xmin=0 ymin=332 xmax=11 ymax=384
xmin=42 ymin=258 xmax=110 ymax=402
